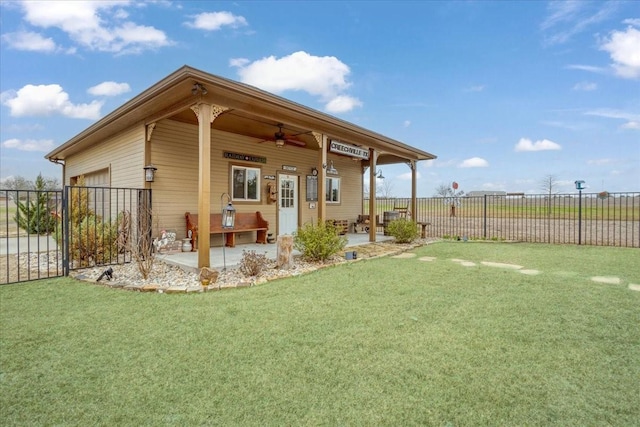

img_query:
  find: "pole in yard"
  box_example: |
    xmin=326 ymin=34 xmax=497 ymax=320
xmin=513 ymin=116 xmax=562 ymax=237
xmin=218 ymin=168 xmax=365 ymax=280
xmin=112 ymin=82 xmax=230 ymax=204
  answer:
xmin=575 ymin=180 xmax=585 ymax=245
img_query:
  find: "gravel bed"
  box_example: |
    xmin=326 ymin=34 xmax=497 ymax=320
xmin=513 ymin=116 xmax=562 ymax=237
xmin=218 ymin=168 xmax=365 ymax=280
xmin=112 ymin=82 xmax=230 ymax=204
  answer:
xmin=70 ymin=240 xmax=433 ymax=293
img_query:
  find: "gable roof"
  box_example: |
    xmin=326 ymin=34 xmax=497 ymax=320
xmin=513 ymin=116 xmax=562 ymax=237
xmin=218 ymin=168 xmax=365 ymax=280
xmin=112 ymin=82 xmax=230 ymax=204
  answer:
xmin=46 ymin=65 xmax=436 ymax=165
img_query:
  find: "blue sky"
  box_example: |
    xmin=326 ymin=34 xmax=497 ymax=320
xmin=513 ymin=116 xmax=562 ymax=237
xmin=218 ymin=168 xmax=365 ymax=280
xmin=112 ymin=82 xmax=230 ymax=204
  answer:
xmin=1 ymin=0 xmax=639 ymax=196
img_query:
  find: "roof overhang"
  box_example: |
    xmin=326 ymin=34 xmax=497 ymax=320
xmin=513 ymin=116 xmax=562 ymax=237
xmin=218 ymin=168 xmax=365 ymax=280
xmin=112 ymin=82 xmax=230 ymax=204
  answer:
xmin=46 ymin=65 xmax=437 ymax=164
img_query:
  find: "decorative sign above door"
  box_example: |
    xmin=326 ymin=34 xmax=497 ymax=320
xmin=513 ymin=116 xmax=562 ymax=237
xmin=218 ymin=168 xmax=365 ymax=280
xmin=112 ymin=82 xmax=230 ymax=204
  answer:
xmin=329 ymin=140 xmax=369 ymax=160
xmin=224 ymin=151 xmax=267 ymax=164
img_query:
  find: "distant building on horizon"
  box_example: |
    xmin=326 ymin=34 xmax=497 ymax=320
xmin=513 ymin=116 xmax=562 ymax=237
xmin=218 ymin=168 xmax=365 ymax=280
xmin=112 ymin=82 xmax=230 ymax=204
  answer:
xmin=466 ymin=190 xmax=507 ymax=197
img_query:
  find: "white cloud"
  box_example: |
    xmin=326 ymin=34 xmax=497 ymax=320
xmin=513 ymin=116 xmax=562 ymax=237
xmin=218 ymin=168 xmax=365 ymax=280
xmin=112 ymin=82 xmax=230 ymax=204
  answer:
xmin=232 ymin=51 xmax=361 ymax=112
xmin=621 ymin=121 xmax=640 ymax=130
xmin=398 ymin=171 xmax=421 ymax=180
xmin=565 ymin=64 xmax=608 ymax=74
xmin=185 ymin=11 xmax=248 ymax=31
xmin=2 ymin=138 xmax=56 ymax=152
xmin=18 ymin=1 xmax=171 ymax=54
xmin=1 ymin=31 xmax=56 ymax=52
xmin=541 ymin=1 xmax=618 ymax=45
xmin=88 ymin=81 xmax=131 ymax=96
xmin=423 ymin=158 xmax=457 ymax=168
xmin=325 ymin=95 xmax=362 ymax=113
xmin=572 ymin=81 xmax=597 ymax=91
xmin=587 ymin=158 xmax=614 ymax=166
xmin=540 ymin=1 xmax=583 ymax=31
xmin=403 ymin=120 xmax=411 ymax=128
xmin=458 ymin=157 xmax=489 ymax=168
xmin=465 ymin=84 xmax=486 ymax=92
xmin=623 ymin=19 xmax=640 ymax=27
xmin=515 ymin=138 xmax=562 ymax=152
xmin=585 ymin=108 xmax=640 ymax=130
xmin=229 ymin=57 xmax=250 ymax=68
xmin=600 ymin=26 xmax=640 ymax=79
xmin=2 ymin=84 xmax=103 ymax=119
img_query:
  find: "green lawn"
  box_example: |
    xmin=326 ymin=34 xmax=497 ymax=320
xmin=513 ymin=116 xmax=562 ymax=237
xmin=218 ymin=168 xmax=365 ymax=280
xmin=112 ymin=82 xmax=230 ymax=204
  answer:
xmin=1 ymin=242 xmax=639 ymax=426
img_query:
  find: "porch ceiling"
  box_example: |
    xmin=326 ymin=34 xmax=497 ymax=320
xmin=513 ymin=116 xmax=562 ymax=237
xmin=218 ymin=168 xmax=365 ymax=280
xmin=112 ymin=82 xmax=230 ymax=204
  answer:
xmin=46 ymin=65 xmax=436 ymax=164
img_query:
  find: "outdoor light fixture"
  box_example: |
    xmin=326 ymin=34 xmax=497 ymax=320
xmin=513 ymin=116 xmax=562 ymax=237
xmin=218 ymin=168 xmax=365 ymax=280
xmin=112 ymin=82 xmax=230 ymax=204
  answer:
xmin=220 ymin=193 xmax=236 ymax=271
xmin=274 ymin=124 xmax=286 ymax=148
xmin=375 ymin=169 xmax=384 ymax=179
xmin=191 ymin=82 xmax=207 ymax=96
xmin=221 ymin=193 xmax=236 ymax=229
xmin=326 ymin=160 xmax=338 ymax=175
xmin=143 ymin=164 xmax=157 ymax=182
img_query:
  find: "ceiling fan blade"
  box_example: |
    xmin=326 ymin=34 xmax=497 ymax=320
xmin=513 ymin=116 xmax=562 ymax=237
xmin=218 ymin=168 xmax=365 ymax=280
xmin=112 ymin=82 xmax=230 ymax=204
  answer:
xmin=285 ymin=138 xmax=306 ymax=147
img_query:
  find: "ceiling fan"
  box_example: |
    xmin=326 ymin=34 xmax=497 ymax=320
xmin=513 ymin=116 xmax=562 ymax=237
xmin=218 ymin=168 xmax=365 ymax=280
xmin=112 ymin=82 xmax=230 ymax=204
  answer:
xmin=261 ymin=123 xmax=306 ymax=148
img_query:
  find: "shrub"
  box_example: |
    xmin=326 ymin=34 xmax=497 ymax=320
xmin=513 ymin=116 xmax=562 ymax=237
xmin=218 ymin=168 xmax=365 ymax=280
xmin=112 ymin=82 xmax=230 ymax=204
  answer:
xmin=14 ymin=174 xmax=57 ymax=235
xmin=386 ymin=218 xmax=420 ymax=243
xmin=294 ymin=221 xmax=347 ymax=262
xmin=239 ymin=250 xmax=268 ymax=277
xmin=53 ymin=176 xmax=119 ymax=268
xmin=67 ymin=215 xmax=118 ymax=267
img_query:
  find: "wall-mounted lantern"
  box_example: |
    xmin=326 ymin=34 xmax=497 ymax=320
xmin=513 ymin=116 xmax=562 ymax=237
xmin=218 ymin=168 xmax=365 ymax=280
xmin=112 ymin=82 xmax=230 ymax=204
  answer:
xmin=144 ymin=164 xmax=157 ymax=182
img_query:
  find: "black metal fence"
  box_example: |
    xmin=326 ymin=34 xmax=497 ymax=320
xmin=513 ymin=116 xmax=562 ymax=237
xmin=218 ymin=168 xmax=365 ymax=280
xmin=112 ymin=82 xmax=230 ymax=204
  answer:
xmin=1 ymin=187 xmax=150 ymax=284
xmin=367 ymin=192 xmax=640 ymax=248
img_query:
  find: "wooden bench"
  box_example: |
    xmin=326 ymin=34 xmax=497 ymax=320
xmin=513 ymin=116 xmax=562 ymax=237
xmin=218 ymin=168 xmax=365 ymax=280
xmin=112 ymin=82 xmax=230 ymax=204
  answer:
xmin=185 ymin=211 xmax=269 ymax=250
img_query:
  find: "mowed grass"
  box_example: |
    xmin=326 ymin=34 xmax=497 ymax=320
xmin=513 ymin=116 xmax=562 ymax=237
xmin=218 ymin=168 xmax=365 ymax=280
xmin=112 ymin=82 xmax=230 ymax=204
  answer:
xmin=1 ymin=242 xmax=639 ymax=426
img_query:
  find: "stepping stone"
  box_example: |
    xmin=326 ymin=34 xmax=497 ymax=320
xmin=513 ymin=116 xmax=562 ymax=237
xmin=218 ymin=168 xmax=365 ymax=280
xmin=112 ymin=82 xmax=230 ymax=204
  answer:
xmin=449 ymin=258 xmax=475 ymax=266
xmin=481 ymin=261 xmax=523 ymax=269
xmin=519 ymin=269 xmax=541 ymax=275
xmin=165 ymin=286 xmax=188 ymax=293
xmin=629 ymin=284 xmax=640 ymax=292
xmin=418 ymin=256 xmax=436 ymax=262
xmin=392 ymin=253 xmax=416 ymax=259
xmin=591 ymin=276 xmax=621 ymax=285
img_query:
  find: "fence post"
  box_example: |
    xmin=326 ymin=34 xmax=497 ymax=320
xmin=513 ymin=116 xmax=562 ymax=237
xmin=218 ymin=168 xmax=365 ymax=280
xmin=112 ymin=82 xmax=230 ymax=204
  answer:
xmin=62 ymin=185 xmax=70 ymax=276
xmin=483 ymin=194 xmax=487 ymax=239
xmin=578 ymin=189 xmax=582 ymax=245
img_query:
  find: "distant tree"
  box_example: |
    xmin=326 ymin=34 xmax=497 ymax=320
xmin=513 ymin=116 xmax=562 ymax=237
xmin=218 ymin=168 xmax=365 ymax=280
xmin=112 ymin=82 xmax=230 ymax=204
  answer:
xmin=2 ymin=176 xmax=33 ymax=200
xmin=539 ymin=174 xmax=559 ymax=197
xmin=14 ymin=174 xmax=57 ymax=234
xmin=539 ymin=174 xmax=559 ymax=242
xmin=363 ymin=179 xmax=394 ymax=199
xmin=379 ymin=179 xmax=395 ymax=199
xmin=434 ymin=183 xmax=465 ymax=217
xmin=2 ymin=175 xmax=60 ymax=199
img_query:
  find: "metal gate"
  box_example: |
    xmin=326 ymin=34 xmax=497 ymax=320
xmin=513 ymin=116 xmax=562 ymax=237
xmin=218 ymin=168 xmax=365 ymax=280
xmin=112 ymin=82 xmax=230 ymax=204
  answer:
xmin=1 ymin=186 xmax=150 ymax=284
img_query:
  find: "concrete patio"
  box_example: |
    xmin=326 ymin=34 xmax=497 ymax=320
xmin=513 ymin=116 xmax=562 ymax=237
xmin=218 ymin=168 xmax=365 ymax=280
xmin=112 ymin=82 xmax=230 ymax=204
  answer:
xmin=157 ymin=232 xmax=394 ymax=273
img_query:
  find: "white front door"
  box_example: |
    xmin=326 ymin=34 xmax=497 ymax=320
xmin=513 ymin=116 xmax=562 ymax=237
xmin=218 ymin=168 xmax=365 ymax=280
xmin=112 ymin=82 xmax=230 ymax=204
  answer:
xmin=278 ymin=174 xmax=298 ymax=235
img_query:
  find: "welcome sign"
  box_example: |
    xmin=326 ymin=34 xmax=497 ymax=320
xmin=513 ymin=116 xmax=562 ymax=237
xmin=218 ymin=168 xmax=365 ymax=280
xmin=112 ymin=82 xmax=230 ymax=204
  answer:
xmin=329 ymin=140 xmax=369 ymax=160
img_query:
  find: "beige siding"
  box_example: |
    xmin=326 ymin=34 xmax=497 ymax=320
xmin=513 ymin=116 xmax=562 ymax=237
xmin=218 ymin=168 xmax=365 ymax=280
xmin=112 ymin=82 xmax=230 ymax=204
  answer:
xmin=65 ymin=126 xmax=146 ymax=188
xmin=149 ymin=119 xmax=365 ymax=244
xmin=324 ymin=153 xmax=364 ymax=227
